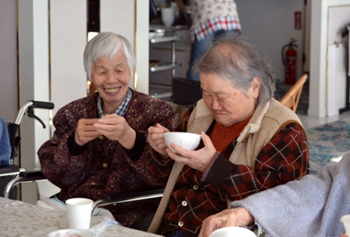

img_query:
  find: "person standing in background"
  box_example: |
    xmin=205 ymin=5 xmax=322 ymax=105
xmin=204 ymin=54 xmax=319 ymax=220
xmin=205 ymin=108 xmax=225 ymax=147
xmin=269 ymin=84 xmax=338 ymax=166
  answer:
xmin=150 ymin=0 xmax=157 ymax=20
xmin=175 ymin=0 xmax=241 ymax=81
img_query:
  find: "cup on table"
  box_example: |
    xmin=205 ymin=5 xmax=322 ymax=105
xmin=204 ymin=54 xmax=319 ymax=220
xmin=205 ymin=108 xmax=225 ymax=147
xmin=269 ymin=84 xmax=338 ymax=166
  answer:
xmin=161 ymin=7 xmax=175 ymax=27
xmin=66 ymin=197 xmax=93 ymax=230
xmin=341 ymin=214 xmax=350 ymax=236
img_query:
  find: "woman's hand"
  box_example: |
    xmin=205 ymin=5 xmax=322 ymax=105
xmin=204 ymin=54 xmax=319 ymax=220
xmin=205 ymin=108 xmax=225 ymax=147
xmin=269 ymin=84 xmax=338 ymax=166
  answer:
xmin=166 ymin=131 xmax=217 ymax=172
xmin=147 ymin=123 xmax=170 ymax=158
xmin=93 ymin=114 xmax=136 ymax=149
xmin=198 ymin=207 xmax=254 ymax=237
xmin=75 ymin=118 xmax=101 ymax=146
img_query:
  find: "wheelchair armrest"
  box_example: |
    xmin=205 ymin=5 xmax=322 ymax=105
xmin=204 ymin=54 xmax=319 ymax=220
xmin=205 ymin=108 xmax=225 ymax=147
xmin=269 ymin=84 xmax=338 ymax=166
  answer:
xmin=3 ymin=170 xmax=47 ymax=198
xmin=92 ymin=186 xmax=164 ymax=212
xmin=19 ymin=170 xmax=45 ymax=180
xmin=102 ymin=187 xmax=164 ymax=202
xmin=0 ymin=165 xmax=20 ymax=177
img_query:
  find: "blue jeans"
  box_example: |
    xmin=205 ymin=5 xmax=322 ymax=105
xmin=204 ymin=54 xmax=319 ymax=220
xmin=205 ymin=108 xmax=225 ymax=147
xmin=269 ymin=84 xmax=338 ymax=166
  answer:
xmin=186 ymin=29 xmax=240 ymax=81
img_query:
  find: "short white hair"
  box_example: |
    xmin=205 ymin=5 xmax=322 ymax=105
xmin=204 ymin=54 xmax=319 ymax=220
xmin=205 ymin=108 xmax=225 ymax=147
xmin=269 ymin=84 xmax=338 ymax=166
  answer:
xmin=193 ymin=35 xmax=276 ymax=106
xmin=84 ymin=32 xmax=136 ymax=80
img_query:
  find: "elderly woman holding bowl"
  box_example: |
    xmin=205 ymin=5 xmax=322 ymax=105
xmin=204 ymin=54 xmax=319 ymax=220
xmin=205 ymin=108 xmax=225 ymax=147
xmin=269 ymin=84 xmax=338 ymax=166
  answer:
xmin=38 ymin=32 xmax=178 ymax=228
xmin=147 ymin=36 xmax=309 ymax=237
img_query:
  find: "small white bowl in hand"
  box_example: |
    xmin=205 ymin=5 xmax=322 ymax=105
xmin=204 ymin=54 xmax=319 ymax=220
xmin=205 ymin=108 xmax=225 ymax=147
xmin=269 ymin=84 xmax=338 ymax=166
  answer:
xmin=163 ymin=132 xmax=201 ymax=153
xmin=209 ymin=227 xmax=256 ymax=237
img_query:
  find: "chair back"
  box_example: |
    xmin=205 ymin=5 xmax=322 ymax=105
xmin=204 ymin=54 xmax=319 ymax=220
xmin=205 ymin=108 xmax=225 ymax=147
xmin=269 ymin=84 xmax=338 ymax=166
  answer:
xmin=172 ymin=78 xmax=202 ymax=105
xmin=279 ymin=74 xmax=308 ymax=112
xmin=88 ymin=82 xmax=96 ymax=96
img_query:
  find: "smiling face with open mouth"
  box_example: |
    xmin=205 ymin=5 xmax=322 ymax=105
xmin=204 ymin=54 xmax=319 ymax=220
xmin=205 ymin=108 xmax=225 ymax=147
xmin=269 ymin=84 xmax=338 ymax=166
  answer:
xmin=91 ymin=51 xmax=131 ymax=114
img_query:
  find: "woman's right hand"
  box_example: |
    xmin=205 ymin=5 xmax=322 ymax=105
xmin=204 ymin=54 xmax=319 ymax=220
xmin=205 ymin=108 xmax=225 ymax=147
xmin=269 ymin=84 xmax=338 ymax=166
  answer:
xmin=147 ymin=123 xmax=170 ymax=158
xmin=75 ymin=118 xmax=101 ymax=146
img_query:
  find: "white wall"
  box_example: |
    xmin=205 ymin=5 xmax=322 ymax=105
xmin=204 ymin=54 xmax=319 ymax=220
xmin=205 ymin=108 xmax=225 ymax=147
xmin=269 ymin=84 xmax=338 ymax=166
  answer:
xmin=135 ymin=0 xmax=150 ymax=94
xmin=235 ymin=0 xmax=306 ymax=83
xmin=326 ymin=6 xmax=350 ymax=116
xmin=308 ymin=0 xmax=350 ymax=118
xmin=328 ymin=5 xmax=350 ymax=46
xmin=18 ymin=0 xmax=51 ymax=203
xmin=235 ymin=0 xmax=350 ymax=118
xmin=50 ymin=0 xmax=87 ymax=117
xmin=0 ymin=0 xmax=17 ymax=123
xmin=100 ymin=0 xmax=150 ymax=94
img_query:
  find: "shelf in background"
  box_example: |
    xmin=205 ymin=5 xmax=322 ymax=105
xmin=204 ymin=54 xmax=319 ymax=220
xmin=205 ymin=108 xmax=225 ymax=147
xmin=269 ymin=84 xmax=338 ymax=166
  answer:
xmin=150 ymin=35 xmax=180 ymax=43
xmin=150 ymin=62 xmax=181 ymax=72
xmin=149 ymin=84 xmax=172 ymax=100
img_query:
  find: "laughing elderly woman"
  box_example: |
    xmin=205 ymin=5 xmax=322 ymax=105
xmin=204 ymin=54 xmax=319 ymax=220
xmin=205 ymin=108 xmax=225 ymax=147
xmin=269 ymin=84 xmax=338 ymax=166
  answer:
xmin=38 ymin=32 xmax=178 ymax=227
xmin=146 ymin=35 xmax=309 ymax=237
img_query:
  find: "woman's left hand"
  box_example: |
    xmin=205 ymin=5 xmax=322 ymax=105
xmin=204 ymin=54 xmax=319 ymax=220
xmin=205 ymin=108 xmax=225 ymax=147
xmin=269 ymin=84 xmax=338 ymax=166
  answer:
xmin=93 ymin=114 xmax=136 ymax=149
xmin=198 ymin=207 xmax=254 ymax=237
xmin=166 ymin=131 xmax=217 ymax=172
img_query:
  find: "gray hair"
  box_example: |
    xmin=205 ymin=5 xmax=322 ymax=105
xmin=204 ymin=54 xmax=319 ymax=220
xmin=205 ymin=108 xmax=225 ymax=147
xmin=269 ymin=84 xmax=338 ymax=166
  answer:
xmin=84 ymin=32 xmax=136 ymax=80
xmin=193 ymin=35 xmax=276 ymax=105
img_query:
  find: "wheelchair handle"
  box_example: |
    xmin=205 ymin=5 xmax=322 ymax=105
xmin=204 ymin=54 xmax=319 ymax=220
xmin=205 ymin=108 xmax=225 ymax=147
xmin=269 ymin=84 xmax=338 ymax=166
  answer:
xmin=14 ymin=100 xmax=54 ymax=125
xmin=30 ymin=100 xmax=54 ymax=110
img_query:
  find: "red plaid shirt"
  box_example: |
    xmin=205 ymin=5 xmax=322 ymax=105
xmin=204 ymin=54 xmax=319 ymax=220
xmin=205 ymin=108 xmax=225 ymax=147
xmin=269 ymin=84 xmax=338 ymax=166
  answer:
xmin=192 ymin=16 xmax=241 ymax=43
xmin=147 ymin=106 xmax=309 ymax=237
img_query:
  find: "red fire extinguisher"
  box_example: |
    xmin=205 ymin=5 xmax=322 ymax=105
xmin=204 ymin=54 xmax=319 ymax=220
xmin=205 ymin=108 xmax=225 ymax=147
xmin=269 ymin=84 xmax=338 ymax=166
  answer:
xmin=282 ymin=38 xmax=298 ymax=85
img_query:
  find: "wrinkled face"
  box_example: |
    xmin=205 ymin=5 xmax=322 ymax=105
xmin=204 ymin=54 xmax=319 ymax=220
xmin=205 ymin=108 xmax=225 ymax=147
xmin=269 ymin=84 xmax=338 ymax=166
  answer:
xmin=91 ymin=51 xmax=131 ymax=113
xmin=200 ymin=72 xmax=260 ymax=127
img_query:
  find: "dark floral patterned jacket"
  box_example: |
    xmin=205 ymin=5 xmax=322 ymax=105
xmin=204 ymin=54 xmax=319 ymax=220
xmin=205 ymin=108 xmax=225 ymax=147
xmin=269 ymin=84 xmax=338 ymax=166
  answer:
xmin=38 ymin=89 xmax=178 ymax=226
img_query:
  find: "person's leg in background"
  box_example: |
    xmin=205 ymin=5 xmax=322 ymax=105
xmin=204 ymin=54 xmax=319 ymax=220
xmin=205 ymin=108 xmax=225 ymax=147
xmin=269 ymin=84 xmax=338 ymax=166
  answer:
xmin=186 ymin=32 xmax=215 ymax=81
xmin=186 ymin=29 xmax=240 ymax=81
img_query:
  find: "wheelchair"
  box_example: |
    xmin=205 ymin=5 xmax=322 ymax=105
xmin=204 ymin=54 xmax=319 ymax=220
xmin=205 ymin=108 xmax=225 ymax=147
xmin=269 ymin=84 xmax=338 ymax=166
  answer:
xmin=0 ymin=100 xmax=54 ymax=199
xmin=1 ymin=100 xmax=164 ymax=232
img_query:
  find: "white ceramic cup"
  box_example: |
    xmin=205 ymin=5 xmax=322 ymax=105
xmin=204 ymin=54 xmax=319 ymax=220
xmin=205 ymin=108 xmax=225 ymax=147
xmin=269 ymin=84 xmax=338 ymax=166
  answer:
xmin=341 ymin=214 xmax=350 ymax=236
xmin=161 ymin=7 xmax=175 ymax=27
xmin=209 ymin=227 xmax=256 ymax=237
xmin=66 ymin=197 xmax=93 ymax=230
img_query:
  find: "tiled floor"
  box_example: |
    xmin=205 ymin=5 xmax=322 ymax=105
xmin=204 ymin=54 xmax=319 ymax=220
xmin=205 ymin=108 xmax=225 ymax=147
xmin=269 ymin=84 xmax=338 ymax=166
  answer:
xmin=301 ymin=111 xmax=350 ymax=175
xmin=298 ymin=110 xmax=350 ymax=129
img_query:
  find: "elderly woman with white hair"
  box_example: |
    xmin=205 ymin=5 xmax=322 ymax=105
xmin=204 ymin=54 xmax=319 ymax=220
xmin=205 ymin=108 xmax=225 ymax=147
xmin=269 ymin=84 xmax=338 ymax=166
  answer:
xmin=38 ymin=32 xmax=178 ymax=228
xmin=146 ymin=35 xmax=310 ymax=237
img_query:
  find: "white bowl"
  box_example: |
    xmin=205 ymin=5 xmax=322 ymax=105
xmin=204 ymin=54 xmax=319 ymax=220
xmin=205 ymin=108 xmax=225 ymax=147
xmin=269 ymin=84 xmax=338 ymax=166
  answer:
xmin=149 ymin=32 xmax=164 ymax=39
xmin=341 ymin=214 xmax=350 ymax=236
xmin=48 ymin=229 xmax=94 ymax=237
xmin=149 ymin=32 xmax=156 ymax=39
xmin=209 ymin=227 xmax=256 ymax=237
xmin=163 ymin=132 xmax=201 ymax=153
xmin=155 ymin=31 xmax=165 ymax=38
